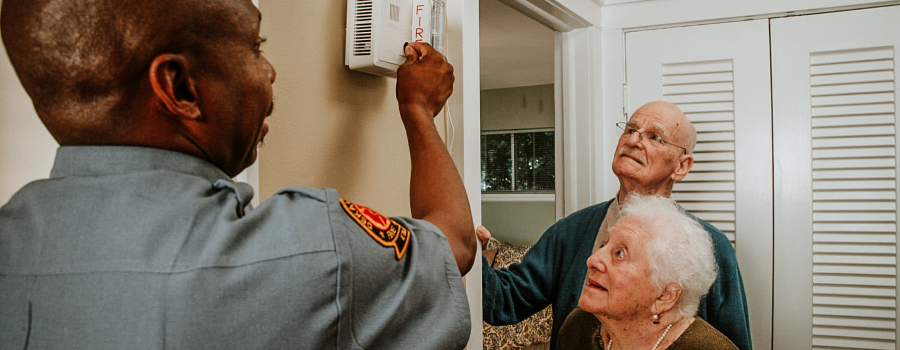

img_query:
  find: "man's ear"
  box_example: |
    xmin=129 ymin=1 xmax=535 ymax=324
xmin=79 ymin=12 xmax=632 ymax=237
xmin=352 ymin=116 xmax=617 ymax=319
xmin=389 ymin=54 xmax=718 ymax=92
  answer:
xmin=670 ymin=153 xmax=694 ymax=182
xmin=652 ymin=283 xmax=683 ymax=315
xmin=149 ymin=54 xmax=201 ymax=119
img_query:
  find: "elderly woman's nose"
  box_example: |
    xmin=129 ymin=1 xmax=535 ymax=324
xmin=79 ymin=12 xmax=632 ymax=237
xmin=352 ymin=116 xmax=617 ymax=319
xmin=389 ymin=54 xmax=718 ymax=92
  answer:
xmin=587 ymin=252 xmax=607 ymax=272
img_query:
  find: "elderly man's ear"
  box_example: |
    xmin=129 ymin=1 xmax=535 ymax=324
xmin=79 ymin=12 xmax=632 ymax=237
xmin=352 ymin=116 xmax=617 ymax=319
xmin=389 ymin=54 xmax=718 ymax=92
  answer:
xmin=149 ymin=54 xmax=202 ymax=120
xmin=670 ymin=154 xmax=694 ymax=182
xmin=652 ymin=283 xmax=683 ymax=316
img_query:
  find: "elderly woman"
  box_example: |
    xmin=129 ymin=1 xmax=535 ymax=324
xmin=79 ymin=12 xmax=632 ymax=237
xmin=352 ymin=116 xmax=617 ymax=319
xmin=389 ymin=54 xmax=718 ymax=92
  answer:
xmin=557 ymin=194 xmax=738 ymax=350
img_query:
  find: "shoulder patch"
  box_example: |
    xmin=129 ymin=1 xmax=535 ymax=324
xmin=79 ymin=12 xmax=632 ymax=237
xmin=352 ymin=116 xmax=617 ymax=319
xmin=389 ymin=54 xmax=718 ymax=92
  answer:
xmin=340 ymin=198 xmax=411 ymax=260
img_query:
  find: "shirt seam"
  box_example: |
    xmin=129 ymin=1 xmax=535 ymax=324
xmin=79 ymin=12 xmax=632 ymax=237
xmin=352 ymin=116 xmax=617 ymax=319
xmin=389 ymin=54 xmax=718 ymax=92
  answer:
xmin=0 ymin=249 xmax=335 ymax=277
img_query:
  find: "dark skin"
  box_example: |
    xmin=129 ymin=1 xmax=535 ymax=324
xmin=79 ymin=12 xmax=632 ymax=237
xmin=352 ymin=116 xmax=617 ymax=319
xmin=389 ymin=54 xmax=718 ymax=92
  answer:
xmin=398 ymin=42 xmax=476 ymax=273
xmin=1 ymin=0 xmax=475 ymax=274
xmin=1 ymin=0 xmax=271 ymax=176
xmin=138 ymin=5 xmax=277 ymax=177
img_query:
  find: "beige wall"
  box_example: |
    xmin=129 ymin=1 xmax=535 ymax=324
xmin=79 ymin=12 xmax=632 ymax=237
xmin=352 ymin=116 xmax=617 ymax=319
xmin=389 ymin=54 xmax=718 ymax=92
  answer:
xmin=259 ymin=0 xmax=432 ymax=216
xmin=480 ymin=84 xmax=557 ymax=246
xmin=0 ymin=0 xmax=423 ymax=215
xmin=480 ymin=84 xmax=554 ymax=132
xmin=0 ymin=17 xmax=59 ymax=204
xmin=482 ymin=201 xmax=555 ymax=246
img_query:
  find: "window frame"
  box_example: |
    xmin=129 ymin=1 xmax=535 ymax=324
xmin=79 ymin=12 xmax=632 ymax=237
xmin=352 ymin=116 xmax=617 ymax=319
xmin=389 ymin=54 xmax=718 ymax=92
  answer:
xmin=480 ymin=128 xmax=556 ymax=195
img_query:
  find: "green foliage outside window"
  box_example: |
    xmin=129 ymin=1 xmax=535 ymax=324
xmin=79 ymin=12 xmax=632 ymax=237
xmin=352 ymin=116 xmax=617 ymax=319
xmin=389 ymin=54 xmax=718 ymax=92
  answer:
xmin=481 ymin=131 xmax=554 ymax=192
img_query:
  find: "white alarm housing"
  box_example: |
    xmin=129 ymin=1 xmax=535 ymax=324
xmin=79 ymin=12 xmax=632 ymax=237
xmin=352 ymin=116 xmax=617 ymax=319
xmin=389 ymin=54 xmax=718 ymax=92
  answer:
xmin=345 ymin=0 xmax=445 ymax=78
xmin=345 ymin=0 xmax=412 ymax=78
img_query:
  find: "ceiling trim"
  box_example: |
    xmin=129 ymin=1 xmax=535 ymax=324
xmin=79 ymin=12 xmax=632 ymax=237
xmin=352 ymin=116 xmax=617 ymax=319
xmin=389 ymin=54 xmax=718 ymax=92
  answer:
xmin=497 ymin=0 xmax=592 ymax=32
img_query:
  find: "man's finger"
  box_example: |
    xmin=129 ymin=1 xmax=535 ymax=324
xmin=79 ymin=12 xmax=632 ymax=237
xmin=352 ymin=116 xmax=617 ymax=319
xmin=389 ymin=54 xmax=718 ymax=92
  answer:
xmin=403 ymin=42 xmax=419 ymax=63
xmin=404 ymin=42 xmax=444 ymax=62
xmin=476 ymin=225 xmax=491 ymax=247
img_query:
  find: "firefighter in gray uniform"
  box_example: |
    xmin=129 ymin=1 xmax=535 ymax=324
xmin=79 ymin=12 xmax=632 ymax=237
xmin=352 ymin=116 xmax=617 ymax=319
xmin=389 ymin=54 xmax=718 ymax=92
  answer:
xmin=0 ymin=0 xmax=476 ymax=349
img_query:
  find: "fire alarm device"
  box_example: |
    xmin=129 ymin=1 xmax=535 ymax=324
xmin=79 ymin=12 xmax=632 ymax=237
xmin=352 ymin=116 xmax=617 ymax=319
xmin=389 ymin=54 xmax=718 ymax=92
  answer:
xmin=345 ymin=0 xmax=446 ymax=78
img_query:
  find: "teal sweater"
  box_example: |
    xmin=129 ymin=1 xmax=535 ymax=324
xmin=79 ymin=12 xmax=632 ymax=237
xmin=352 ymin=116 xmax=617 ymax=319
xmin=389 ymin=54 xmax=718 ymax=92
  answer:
xmin=482 ymin=199 xmax=752 ymax=350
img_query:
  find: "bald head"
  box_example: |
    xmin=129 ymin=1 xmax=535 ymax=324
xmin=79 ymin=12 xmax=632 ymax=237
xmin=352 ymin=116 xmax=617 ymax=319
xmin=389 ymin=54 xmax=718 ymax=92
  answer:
xmin=1 ymin=0 xmax=250 ymax=144
xmin=633 ymin=101 xmax=696 ymax=153
xmin=612 ymin=101 xmax=697 ymax=199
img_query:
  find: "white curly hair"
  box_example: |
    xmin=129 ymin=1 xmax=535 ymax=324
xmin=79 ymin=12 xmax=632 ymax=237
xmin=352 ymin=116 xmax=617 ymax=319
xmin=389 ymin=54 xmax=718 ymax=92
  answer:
xmin=617 ymin=193 xmax=718 ymax=320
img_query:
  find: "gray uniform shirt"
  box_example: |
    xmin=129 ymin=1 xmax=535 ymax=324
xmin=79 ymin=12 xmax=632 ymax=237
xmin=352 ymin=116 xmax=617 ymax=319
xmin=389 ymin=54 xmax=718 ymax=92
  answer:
xmin=0 ymin=146 xmax=470 ymax=349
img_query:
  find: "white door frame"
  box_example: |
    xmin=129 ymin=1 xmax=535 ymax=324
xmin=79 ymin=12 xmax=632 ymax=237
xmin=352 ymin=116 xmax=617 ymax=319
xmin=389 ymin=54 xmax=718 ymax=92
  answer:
xmin=454 ymin=0 xmax=604 ymax=347
xmin=447 ymin=0 xmax=485 ymax=347
xmin=557 ymin=26 xmax=608 ymax=215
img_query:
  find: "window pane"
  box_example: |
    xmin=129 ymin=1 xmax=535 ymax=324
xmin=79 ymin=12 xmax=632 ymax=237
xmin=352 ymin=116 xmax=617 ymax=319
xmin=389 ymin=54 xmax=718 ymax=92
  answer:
xmin=533 ymin=131 xmax=555 ymax=190
xmin=514 ymin=133 xmax=534 ymax=190
xmin=481 ymin=134 xmax=512 ymax=191
xmin=481 ymin=131 xmax=554 ymax=192
xmin=515 ymin=132 xmax=555 ymax=191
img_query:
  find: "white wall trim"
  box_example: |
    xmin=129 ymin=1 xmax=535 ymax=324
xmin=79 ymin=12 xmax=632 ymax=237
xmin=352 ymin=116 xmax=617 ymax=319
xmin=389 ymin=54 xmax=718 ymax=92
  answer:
xmin=482 ymin=193 xmax=556 ymax=202
xmin=448 ymin=0 xmax=483 ymax=348
xmin=600 ymin=0 xmax=900 ymax=31
xmin=481 ymin=127 xmax=554 ymax=134
xmin=554 ymin=0 xmax=603 ymax=26
xmin=553 ymin=32 xmax=566 ymax=220
xmin=599 ymin=27 xmax=625 ymax=201
xmin=559 ymin=26 xmax=605 ymax=215
xmin=496 ymin=0 xmax=593 ymax=31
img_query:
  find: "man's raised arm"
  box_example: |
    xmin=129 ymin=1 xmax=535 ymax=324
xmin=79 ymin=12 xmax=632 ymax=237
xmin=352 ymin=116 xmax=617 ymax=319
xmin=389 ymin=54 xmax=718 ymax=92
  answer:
xmin=395 ymin=42 xmax=476 ymax=275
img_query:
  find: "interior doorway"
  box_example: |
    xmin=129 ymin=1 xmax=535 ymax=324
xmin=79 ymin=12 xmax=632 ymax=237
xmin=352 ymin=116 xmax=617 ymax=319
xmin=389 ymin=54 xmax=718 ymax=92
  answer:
xmin=479 ymin=1 xmax=557 ymax=349
xmin=479 ymin=0 xmax=557 ymax=248
xmin=477 ymin=0 xmax=597 ymax=348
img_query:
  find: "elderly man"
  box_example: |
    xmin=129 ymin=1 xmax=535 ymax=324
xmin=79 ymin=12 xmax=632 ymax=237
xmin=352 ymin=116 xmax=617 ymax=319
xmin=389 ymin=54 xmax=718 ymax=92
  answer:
xmin=480 ymin=101 xmax=751 ymax=350
xmin=0 ymin=0 xmax=475 ymax=349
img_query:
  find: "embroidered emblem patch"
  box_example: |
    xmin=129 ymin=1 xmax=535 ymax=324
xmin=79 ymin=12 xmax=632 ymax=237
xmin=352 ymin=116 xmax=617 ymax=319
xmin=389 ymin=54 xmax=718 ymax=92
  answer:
xmin=340 ymin=198 xmax=411 ymax=260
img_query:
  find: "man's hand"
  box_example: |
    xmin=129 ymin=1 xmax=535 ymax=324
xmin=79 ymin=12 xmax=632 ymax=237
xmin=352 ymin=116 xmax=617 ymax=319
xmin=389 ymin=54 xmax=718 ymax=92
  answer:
xmin=395 ymin=42 xmax=475 ymax=275
xmin=476 ymin=225 xmax=492 ymax=249
xmin=396 ymin=42 xmax=454 ymax=121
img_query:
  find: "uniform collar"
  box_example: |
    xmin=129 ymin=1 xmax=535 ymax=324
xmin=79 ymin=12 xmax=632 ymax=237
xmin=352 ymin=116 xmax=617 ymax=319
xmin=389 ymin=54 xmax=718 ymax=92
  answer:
xmin=50 ymin=146 xmax=232 ymax=184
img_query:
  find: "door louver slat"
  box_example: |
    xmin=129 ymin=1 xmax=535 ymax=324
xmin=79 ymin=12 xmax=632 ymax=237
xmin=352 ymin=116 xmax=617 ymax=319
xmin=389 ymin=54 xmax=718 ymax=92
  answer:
xmin=809 ymin=46 xmax=897 ymax=350
xmin=665 ymin=59 xmax=738 ymax=245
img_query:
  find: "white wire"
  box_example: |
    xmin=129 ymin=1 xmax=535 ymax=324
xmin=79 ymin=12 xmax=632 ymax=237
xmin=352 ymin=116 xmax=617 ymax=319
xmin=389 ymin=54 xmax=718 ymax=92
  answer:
xmin=441 ymin=3 xmax=455 ymax=155
xmin=446 ymin=98 xmax=455 ymax=154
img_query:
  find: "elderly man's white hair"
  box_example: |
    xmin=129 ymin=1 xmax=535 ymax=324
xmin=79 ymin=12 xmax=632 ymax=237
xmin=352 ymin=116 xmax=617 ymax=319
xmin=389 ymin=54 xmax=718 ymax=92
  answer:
xmin=618 ymin=193 xmax=718 ymax=320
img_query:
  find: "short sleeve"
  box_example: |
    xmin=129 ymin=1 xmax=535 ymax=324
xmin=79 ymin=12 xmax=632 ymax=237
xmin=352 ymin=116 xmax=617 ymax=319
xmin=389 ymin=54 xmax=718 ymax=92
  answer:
xmin=330 ymin=198 xmax=471 ymax=350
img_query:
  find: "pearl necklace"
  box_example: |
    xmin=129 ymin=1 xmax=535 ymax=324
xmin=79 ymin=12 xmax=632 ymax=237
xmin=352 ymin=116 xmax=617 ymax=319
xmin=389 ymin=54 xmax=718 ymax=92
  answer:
xmin=606 ymin=323 xmax=673 ymax=350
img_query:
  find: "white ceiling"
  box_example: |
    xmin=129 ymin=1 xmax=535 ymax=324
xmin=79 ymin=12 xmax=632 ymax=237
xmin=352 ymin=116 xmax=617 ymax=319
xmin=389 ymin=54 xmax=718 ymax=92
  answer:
xmin=479 ymin=0 xmax=555 ymax=90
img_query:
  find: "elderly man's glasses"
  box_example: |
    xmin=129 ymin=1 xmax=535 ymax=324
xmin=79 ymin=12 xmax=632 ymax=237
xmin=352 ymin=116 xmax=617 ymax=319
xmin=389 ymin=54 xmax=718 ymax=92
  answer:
xmin=616 ymin=122 xmax=688 ymax=155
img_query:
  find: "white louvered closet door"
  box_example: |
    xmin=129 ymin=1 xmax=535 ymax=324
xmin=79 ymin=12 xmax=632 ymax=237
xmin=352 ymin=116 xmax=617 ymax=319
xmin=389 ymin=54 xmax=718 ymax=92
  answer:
xmin=625 ymin=20 xmax=773 ymax=350
xmin=772 ymin=6 xmax=900 ymax=350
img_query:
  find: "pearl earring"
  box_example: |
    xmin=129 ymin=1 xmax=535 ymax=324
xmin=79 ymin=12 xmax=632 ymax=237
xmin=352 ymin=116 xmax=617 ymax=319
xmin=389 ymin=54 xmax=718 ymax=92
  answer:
xmin=652 ymin=314 xmax=660 ymax=324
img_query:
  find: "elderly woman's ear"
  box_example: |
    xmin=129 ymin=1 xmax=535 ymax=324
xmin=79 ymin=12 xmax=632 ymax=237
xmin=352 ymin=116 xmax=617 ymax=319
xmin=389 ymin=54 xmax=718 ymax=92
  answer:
xmin=651 ymin=283 xmax=683 ymax=317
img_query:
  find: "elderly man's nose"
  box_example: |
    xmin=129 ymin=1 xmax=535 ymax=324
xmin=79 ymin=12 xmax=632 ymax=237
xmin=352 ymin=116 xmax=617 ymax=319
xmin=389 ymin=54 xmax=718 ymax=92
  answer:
xmin=624 ymin=131 xmax=643 ymax=147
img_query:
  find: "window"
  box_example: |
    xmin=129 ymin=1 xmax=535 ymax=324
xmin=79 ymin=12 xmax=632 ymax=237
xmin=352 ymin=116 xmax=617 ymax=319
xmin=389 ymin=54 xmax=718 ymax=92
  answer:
xmin=481 ymin=130 xmax=554 ymax=192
